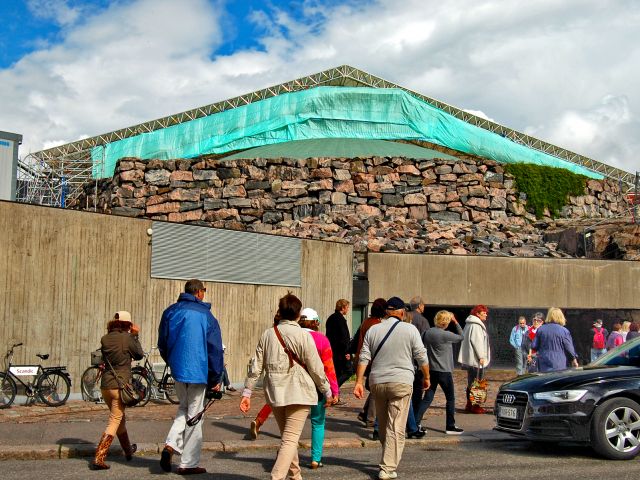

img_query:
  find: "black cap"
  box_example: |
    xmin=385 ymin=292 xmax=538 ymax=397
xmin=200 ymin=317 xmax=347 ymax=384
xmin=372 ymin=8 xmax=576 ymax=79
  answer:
xmin=386 ymin=296 xmax=406 ymax=310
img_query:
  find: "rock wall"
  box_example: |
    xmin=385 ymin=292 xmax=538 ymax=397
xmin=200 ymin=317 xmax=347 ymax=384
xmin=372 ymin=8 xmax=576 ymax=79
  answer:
xmin=71 ymin=155 xmax=637 ymax=271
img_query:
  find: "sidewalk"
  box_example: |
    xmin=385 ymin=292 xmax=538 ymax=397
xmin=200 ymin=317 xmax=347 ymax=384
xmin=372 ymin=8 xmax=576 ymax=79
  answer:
xmin=0 ymin=371 xmax=522 ymax=461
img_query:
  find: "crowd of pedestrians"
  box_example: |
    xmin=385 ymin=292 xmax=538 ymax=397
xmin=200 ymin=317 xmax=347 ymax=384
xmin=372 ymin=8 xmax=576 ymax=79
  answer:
xmin=507 ymin=311 xmax=640 ymax=376
xmin=91 ymin=279 xmax=639 ymax=479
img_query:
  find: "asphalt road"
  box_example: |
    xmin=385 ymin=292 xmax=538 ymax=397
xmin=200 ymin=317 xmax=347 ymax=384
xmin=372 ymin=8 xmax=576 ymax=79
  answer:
xmin=1 ymin=440 xmax=639 ymax=480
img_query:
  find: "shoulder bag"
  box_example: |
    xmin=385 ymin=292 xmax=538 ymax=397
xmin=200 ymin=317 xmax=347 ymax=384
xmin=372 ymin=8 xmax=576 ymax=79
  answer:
xmin=469 ymin=367 xmax=488 ymax=406
xmin=104 ymin=354 xmax=143 ymax=407
xmin=364 ymin=319 xmax=401 ymax=391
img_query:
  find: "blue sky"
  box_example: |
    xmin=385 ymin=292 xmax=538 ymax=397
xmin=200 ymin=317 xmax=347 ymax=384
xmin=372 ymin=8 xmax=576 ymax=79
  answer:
xmin=0 ymin=0 xmax=365 ymax=66
xmin=0 ymin=0 xmax=638 ymax=174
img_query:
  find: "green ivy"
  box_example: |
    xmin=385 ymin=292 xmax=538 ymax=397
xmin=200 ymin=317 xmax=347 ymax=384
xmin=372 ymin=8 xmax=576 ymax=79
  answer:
xmin=504 ymin=163 xmax=587 ymax=218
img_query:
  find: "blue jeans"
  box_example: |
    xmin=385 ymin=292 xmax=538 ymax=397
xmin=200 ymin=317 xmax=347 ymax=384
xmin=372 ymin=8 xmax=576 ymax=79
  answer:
xmin=406 ymin=397 xmax=418 ymax=433
xmin=415 ymin=371 xmax=456 ymax=430
xmin=591 ymin=348 xmax=606 ymax=363
xmin=310 ymin=398 xmax=326 ymax=462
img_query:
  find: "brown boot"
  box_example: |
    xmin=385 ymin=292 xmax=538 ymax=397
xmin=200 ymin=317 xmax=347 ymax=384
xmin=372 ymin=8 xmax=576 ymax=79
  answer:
xmin=117 ymin=431 xmax=137 ymax=461
xmin=90 ymin=433 xmax=114 ymax=470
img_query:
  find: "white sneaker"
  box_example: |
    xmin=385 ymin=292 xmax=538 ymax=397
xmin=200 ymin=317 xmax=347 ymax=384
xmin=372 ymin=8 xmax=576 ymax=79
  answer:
xmin=379 ymin=470 xmax=398 ymax=479
xmin=445 ymin=426 xmax=464 ymax=435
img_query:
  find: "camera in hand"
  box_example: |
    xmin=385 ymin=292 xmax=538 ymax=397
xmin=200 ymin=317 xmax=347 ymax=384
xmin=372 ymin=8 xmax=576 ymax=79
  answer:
xmin=206 ymin=389 xmax=223 ymax=400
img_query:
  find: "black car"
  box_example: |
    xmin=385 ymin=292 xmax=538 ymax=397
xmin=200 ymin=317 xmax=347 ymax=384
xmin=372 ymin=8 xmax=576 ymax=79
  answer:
xmin=495 ymin=336 xmax=640 ymax=460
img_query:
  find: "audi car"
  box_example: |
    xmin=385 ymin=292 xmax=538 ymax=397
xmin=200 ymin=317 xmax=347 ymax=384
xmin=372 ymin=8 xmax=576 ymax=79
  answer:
xmin=495 ymin=336 xmax=640 ymax=460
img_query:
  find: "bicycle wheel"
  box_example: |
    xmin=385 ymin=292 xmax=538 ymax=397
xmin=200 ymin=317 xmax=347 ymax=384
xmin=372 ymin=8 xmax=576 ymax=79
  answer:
xmin=0 ymin=372 xmax=17 ymax=409
xmin=80 ymin=366 xmax=102 ymax=402
xmin=162 ymin=373 xmax=179 ymax=404
xmin=37 ymin=371 xmax=71 ymax=407
xmin=131 ymin=371 xmax=151 ymax=407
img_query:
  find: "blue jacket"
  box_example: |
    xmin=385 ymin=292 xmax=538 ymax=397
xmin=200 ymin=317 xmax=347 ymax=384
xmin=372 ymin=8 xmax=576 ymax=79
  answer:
xmin=157 ymin=293 xmax=224 ymax=385
xmin=532 ymin=322 xmax=578 ymax=372
xmin=509 ymin=325 xmax=528 ymax=349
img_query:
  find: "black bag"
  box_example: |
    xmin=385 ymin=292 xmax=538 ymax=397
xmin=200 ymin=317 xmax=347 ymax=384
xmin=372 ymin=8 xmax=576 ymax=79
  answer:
xmin=120 ymin=382 xmax=142 ymax=407
xmin=104 ymin=354 xmax=142 ymax=407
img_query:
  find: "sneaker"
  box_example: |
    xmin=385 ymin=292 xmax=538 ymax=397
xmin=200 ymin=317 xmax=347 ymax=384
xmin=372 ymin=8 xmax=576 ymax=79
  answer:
xmin=407 ymin=429 xmax=426 ymax=439
xmin=160 ymin=445 xmax=174 ymax=472
xmin=250 ymin=420 xmax=260 ymax=440
xmin=226 ymin=386 xmax=237 ymax=392
xmin=379 ymin=470 xmax=398 ymax=479
xmin=445 ymin=426 xmax=464 ymax=435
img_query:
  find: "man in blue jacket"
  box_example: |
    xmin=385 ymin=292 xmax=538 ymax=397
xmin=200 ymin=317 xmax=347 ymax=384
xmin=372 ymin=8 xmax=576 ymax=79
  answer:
xmin=158 ymin=279 xmax=224 ymax=475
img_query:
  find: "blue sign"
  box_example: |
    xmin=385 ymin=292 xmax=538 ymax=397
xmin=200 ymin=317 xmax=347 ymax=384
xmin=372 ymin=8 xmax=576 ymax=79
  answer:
xmin=0 ymin=140 xmax=10 ymax=147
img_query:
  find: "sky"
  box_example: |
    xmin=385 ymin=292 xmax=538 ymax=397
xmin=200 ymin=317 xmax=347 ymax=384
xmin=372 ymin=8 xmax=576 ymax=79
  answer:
xmin=0 ymin=0 xmax=638 ymax=174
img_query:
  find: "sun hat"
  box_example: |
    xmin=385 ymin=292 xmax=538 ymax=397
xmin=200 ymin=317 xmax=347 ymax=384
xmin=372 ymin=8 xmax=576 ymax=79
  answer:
xmin=301 ymin=307 xmax=321 ymax=323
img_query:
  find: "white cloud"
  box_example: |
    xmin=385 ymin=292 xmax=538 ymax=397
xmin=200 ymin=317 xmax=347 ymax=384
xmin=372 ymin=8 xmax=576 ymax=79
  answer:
xmin=27 ymin=0 xmax=82 ymax=27
xmin=2 ymin=0 xmax=639 ymax=176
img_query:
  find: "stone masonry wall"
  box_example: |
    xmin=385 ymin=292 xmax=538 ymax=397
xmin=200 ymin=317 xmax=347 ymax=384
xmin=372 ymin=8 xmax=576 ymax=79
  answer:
xmin=71 ymin=155 xmax=637 ymax=272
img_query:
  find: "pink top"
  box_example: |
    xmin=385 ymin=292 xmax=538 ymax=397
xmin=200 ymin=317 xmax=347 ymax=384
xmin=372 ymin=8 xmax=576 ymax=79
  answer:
xmin=306 ymin=329 xmax=340 ymax=397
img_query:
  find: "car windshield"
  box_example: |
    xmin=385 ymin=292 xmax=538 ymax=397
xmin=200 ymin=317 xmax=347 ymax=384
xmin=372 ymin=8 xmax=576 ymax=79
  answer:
xmin=591 ymin=336 xmax=640 ymax=367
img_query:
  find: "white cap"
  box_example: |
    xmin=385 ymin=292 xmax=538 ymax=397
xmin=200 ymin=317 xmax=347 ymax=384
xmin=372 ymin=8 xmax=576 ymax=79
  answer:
xmin=301 ymin=308 xmax=320 ymax=323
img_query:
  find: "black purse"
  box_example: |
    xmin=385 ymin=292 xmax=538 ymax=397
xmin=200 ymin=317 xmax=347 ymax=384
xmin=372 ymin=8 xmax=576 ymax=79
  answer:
xmin=104 ymin=355 xmax=142 ymax=407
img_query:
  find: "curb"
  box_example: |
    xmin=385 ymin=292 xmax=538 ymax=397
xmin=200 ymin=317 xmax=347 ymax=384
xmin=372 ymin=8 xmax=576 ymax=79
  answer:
xmin=0 ymin=432 xmax=522 ymax=461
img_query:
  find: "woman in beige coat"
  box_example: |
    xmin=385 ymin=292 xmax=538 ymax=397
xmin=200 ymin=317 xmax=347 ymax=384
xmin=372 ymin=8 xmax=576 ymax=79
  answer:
xmin=458 ymin=305 xmax=491 ymax=414
xmin=240 ymin=293 xmax=332 ymax=480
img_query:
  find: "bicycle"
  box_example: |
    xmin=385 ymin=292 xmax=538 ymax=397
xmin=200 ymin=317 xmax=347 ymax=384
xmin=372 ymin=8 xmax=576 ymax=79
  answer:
xmin=81 ymin=347 xmax=177 ymax=406
xmin=0 ymin=342 xmax=72 ymax=408
xmin=80 ymin=349 xmax=150 ymax=406
xmin=132 ymin=347 xmax=178 ymax=406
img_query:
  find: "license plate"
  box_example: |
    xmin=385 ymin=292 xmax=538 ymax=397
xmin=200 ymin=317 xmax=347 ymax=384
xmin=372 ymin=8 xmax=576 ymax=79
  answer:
xmin=498 ymin=406 xmax=518 ymax=419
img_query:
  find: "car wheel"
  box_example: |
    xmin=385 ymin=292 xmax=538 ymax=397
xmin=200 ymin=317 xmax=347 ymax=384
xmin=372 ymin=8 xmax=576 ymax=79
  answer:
xmin=591 ymin=397 xmax=640 ymax=460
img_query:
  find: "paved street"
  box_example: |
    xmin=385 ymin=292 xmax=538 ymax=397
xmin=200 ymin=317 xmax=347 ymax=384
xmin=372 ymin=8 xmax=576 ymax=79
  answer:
xmin=4 ymin=370 xmax=637 ymax=478
xmin=1 ymin=439 xmax=639 ymax=479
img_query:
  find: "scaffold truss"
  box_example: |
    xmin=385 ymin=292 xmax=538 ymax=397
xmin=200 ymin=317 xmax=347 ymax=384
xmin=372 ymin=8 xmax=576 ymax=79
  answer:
xmin=18 ymin=65 xmax=636 ymax=206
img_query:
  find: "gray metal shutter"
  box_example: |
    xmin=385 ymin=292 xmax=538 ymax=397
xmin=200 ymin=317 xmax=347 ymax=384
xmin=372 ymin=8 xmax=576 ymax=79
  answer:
xmin=151 ymin=222 xmax=301 ymax=287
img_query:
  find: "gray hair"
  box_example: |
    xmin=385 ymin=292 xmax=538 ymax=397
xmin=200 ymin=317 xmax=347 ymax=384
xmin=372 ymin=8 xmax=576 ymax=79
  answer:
xmin=532 ymin=312 xmax=545 ymax=322
xmin=409 ymin=296 xmax=424 ymax=310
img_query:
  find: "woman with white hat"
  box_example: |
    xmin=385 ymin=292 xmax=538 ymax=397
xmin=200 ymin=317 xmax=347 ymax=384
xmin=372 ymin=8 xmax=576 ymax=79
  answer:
xmin=298 ymin=307 xmax=340 ymax=469
xmin=90 ymin=311 xmax=144 ymax=470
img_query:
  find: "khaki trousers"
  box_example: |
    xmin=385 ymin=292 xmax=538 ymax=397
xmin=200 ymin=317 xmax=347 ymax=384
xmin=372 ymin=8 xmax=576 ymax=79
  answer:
xmin=270 ymin=404 xmax=310 ymax=480
xmin=101 ymin=388 xmax=127 ymax=437
xmin=371 ymin=382 xmax=412 ymax=475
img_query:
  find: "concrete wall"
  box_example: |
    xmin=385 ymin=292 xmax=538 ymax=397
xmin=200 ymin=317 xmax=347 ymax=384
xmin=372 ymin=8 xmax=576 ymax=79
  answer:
xmin=0 ymin=201 xmax=352 ymax=392
xmin=368 ymin=253 xmax=640 ymax=309
xmin=369 ymin=252 xmax=639 ymax=368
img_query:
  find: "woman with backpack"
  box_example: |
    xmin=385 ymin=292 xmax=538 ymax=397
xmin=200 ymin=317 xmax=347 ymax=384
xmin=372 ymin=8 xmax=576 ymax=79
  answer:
xmin=590 ymin=320 xmax=608 ymax=362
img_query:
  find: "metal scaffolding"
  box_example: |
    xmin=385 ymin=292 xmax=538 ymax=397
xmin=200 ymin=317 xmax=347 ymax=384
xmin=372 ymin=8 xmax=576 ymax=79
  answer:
xmin=17 ymin=65 xmax=636 ymax=206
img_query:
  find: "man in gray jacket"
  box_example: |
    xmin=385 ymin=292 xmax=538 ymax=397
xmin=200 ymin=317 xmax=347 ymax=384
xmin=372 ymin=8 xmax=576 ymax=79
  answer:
xmin=354 ymin=297 xmax=430 ymax=480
